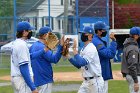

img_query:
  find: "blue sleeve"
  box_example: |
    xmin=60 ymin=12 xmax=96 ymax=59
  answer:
xmin=69 ymin=54 xmax=88 ymax=68
xmin=98 ymin=41 xmax=117 ymax=59
xmin=30 ymin=49 xmax=45 ymax=59
xmin=19 ymin=63 xmax=36 ymax=91
xmin=43 ymin=44 xmax=63 ymax=64
xmin=69 ymin=58 xmax=81 ymax=69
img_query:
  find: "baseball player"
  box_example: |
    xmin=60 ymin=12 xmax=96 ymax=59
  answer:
xmin=11 ymin=21 xmax=38 ymax=93
xmin=92 ymin=21 xmax=117 ymax=93
xmin=29 ymin=26 xmax=64 ymax=93
xmin=121 ymin=27 xmax=140 ymax=93
xmin=66 ymin=26 xmax=104 ymax=93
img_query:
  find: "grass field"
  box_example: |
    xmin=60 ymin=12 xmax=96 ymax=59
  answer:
xmin=0 ymin=63 xmax=121 ymax=77
xmin=0 ymin=80 xmax=128 ymax=93
xmin=0 ymin=53 xmax=122 ymax=80
xmin=0 ymin=54 xmax=10 ymax=68
xmin=0 ymin=86 xmax=13 ymax=93
xmin=0 ymin=55 xmax=126 ymax=93
xmin=0 ymin=68 xmax=10 ymax=76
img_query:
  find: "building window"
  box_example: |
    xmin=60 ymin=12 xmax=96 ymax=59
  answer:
xmin=51 ymin=17 xmax=54 ymax=30
xmin=34 ymin=17 xmax=37 ymax=30
xmin=58 ymin=20 xmax=61 ymax=30
xmin=69 ymin=0 xmax=72 ymax=6
xmin=62 ymin=20 xmax=64 ymax=30
xmin=45 ymin=17 xmax=49 ymax=26
xmin=42 ymin=17 xmax=44 ymax=27
xmin=61 ymin=0 xmax=63 ymax=5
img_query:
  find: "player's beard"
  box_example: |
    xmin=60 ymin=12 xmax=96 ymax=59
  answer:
xmin=27 ymin=31 xmax=32 ymax=39
xmin=81 ymin=33 xmax=88 ymax=42
xmin=101 ymin=31 xmax=107 ymax=37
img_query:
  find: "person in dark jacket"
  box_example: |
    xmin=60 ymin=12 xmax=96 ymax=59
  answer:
xmin=92 ymin=21 xmax=117 ymax=93
xmin=121 ymin=27 xmax=140 ymax=93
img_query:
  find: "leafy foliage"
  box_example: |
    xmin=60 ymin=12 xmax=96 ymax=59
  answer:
xmin=115 ymin=0 xmax=140 ymax=4
xmin=0 ymin=0 xmax=13 ymax=17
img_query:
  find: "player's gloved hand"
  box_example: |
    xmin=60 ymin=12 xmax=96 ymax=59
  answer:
xmin=72 ymin=39 xmax=78 ymax=55
xmin=110 ymin=32 xmax=116 ymax=41
xmin=32 ymin=89 xmax=38 ymax=93
xmin=62 ymin=38 xmax=70 ymax=56
xmin=45 ymin=32 xmax=59 ymax=50
xmin=134 ymin=83 xmax=139 ymax=92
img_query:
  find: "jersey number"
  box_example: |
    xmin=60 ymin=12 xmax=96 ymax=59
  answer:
xmin=85 ymin=66 xmax=88 ymax=70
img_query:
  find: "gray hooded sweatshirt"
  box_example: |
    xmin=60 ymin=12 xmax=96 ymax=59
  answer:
xmin=121 ymin=37 xmax=140 ymax=83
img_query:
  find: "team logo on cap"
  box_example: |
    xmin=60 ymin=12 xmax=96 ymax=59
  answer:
xmin=89 ymin=30 xmax=91 ymax=32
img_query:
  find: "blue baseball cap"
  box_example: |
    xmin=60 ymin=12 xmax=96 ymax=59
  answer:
xmin=17 ymin=21 xmax=35 ymax=32
xmin=79 ymin=26 xmax=94 ymax=34
xmin=39 ymin=26 xmax=52 ymax=35
xmin=94 ymin=21 xmax=108 ymax=31
xmin=130 ymin=27 xmax=140 ymax=35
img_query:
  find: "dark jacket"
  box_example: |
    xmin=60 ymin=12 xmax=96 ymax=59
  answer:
xmin=92 ymin=34 xmax=117 ymax=80
xmin=121 ymin=37 xmax=140 ymax=83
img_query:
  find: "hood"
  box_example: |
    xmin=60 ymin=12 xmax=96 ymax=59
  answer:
xmin=123 ymin=37 xmax=138 ymax=48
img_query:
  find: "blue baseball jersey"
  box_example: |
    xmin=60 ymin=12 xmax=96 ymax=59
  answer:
xmin=29 ymin=41 xmax=63 ymax=87
xmin=92 ymin=34 xmax=117 ymax=80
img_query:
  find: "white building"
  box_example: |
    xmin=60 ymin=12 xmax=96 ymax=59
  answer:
xmin=18 ymin=0 xmax=75 ymax=34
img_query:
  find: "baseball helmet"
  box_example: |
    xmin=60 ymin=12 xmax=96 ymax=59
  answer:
xmin=17 ymin=21 xmax=35 ymax=32
xmin=39 ymin=26 xmax=52 ymax=35
xmin=94 ymin=21 xmax=108 ymax=31
xmin=79 ymin=26 xmax=94 ymax=34
xmin=130 ymin=27 xmax=140 ymax=35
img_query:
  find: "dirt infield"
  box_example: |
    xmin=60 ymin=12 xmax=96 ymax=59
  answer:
xmin=54 ymin=71 xmax=125 ymax=81
xmin=0 ymin=71 xmax=125 ymax=81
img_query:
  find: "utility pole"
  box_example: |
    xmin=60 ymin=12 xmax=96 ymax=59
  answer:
xmin=76 ymin=0 xmax=79 ymax=34
xmin=64 ymin=0 xmax=69 ymax=34
xmin=13 ymin=0 xmax=17 ymax=39
xmin=112 ymin=0 xmax=114 ymax=29
xmin=48 ymin=0 xmax=50 ymax=27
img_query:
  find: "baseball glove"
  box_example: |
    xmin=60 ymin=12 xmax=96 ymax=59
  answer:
xmin=45 ymin=32 xmax=59 ymax=50
xmin=62 ymin=38 xmax=71 ymax=56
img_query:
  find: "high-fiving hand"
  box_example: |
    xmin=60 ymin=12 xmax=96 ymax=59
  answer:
xmin=72 ymin=39 xmax=78 ymax=55
xmin=110 ymin=32 xmax=116 ymax=41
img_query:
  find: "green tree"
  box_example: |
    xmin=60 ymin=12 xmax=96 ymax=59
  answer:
xmin=115 ymin=0 xmax=140 ymax=4
xmin=0 ymin=0 xmax=14 ymax=41
xmin=0 ymin=0 xmax=24 ymax=41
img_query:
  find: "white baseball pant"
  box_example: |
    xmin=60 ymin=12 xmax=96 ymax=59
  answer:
xmin=104 ymin=80 xmax=108 ymax=93
xmin=78 ymin=76 xmax=104 ymax=93
xmin=11 ymin=76 xmax=31 ymax=93
xmin=37 ymin=83 xmax=52 ymax=93
xmin=126 ymin=75 xmax=140 ymax=93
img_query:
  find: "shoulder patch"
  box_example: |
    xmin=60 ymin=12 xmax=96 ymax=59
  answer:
xmin=97 ymin=44 xmax=103 ymax=50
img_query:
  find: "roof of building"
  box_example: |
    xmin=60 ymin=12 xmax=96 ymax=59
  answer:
xmin=17 ymin=0 xmax=45 ymax=15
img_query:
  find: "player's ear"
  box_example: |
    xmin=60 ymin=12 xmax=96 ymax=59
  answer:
xmin=89 ymin=34 xmax=93 ymax=37
xmin=88 ymin=34 xmax=93 ymax=40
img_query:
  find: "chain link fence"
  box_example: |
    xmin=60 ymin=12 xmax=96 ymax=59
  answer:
xmin=0 ymin=0 xmax=109 ymax=68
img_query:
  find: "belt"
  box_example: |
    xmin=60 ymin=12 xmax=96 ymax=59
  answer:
xmin=84 ymin=77 xmax=94 ymax=80
xmin=84 ymin=76 xmax=100 ymax=80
